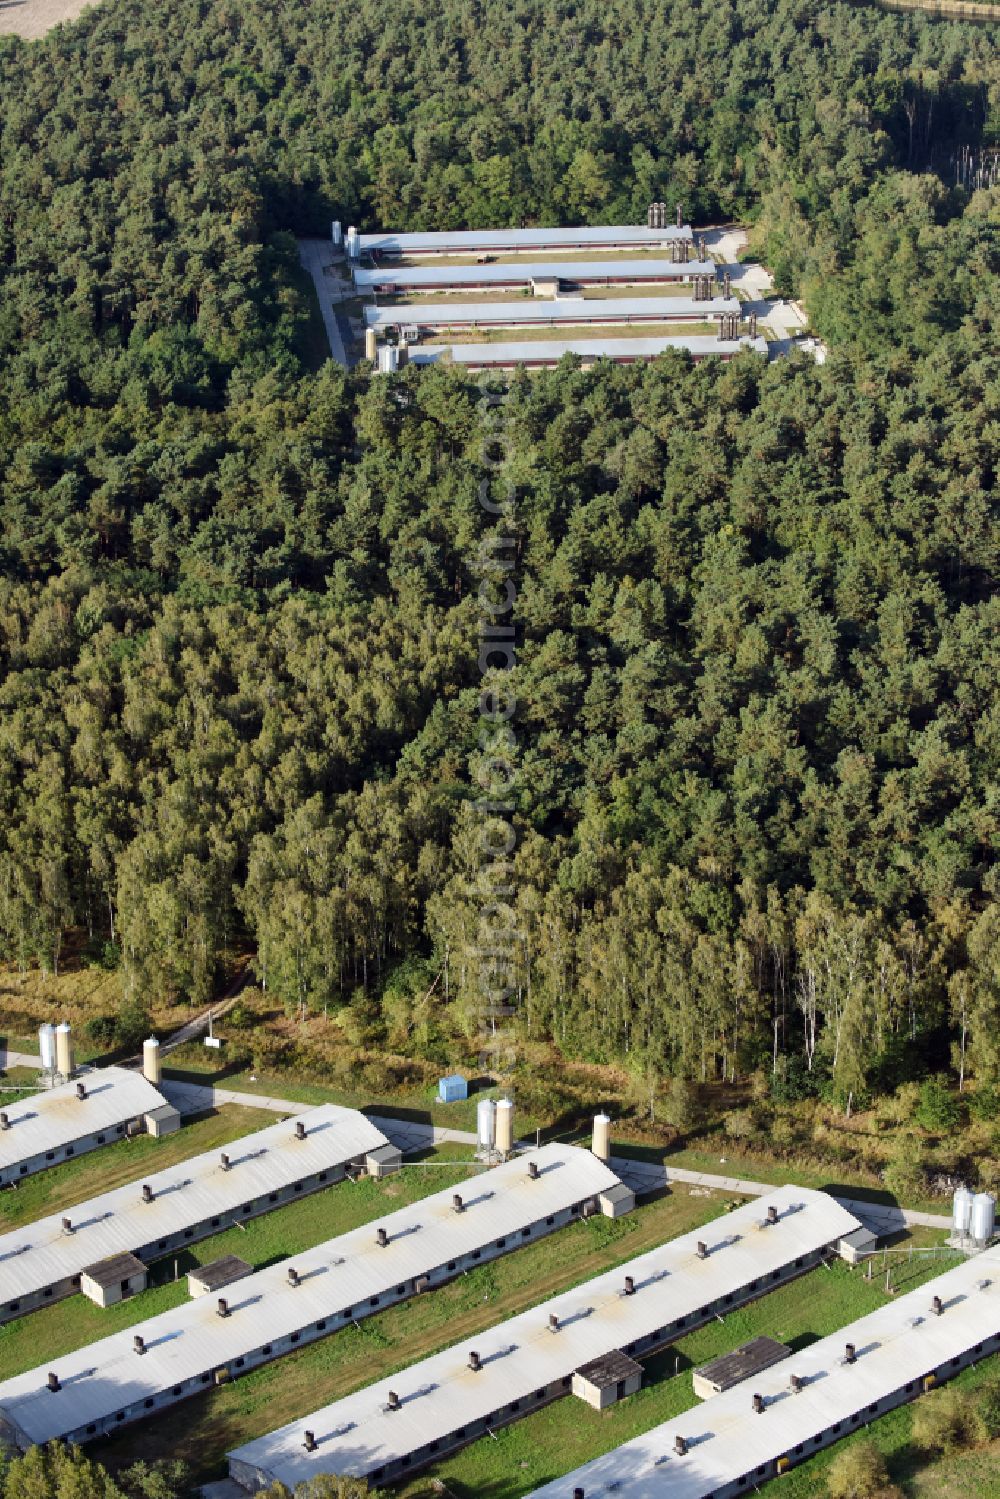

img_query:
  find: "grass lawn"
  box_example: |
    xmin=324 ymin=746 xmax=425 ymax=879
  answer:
xmin=0 ymin=1150 xmax=477 ymax=1378
xmin=163 ymin=1059 xmax=550 ymax=1140
xmin=0 ymin=1104 xmax=274 ymax=1231
xmin=395 ymin=1255 xmax=958 ymax=1497
xmin=422 ymin=322 xmax=720 ymax=346
xmin=90 ymin=1184 xmax=736 ymax=1483
xmin=651 ymin=1140 xmax=950 ymax=1220
xmin=392 ymin=248 xmax=701 ymax=268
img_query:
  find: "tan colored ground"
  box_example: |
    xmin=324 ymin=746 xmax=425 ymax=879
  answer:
xmin=0 ymin=0 xmax=98 ymax=40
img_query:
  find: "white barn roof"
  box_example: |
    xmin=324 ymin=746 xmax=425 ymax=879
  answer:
xmin=0 ymin=1105 xmax=388 ymax=1305
xmin=0 ymin=1068 xmax=166 ymax=1182
xmin=364 ymin=298 xmax=740 ymax=330
xmin=409 ymin=336 xmax=768 ymax=369
xmin=357 ymin=226 xmax=692 ymax=256
xmin=226 ymin=1187 xmax=861 ymax=1488
xmin=527 ymin=1245 xmax=1000 ymax=1498
xmin=0 ymin=1144 xmax=620 ymax=1447
xmin=353 ymin=259 xmax=717 ymax=291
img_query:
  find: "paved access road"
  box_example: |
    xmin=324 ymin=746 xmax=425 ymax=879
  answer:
xmin=298 ymin=238 xmax=351 ymax=366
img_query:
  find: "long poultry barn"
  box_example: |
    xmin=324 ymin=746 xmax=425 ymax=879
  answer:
xmin=408 ymin=335 xmax=768 ymax=371
xmin=0 ymin=1144 xmax=625 ymax=1451
xmin=352 ymin=258 xmax=718 ymax=294
xmin=0 ymin=1105 xmax=392 ymax=1324
xmin=0 ymin=1068 xmax=167 ymax=1188
xmin=525 ymin=1245 xmax=1000 ymax=1499
xmin=356 ymin=225 xmax=692 ymax=257
xmin=224 ymin=1188 xmax=862 ymax=1493
xmin=364 ymin=297 xmax=741 ymax=333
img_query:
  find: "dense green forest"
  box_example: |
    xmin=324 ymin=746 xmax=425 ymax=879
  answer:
xmin=0 ymin=0 xmax=997 ymax=1101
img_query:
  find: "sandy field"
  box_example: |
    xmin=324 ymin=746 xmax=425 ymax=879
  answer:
xmin=0 ymin=0 xmax=99 ymax=41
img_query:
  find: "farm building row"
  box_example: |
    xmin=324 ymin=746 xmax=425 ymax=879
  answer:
xmin=528 ymin=1246 xmax=1000 ymax=1498
xmin=0 ymin=1106 xmax=393 ymax=1323
xmin=225 ymin=1188 xmax=861 ymax=1491
xmin=353 ymin=258 xmax=718 ymax=294
xmin=0 ymin=1068 xmax=167 ymax=1189
xmin=353 ymin=224 xmax=692 ymax=258
xmin=364 ymin=296 xmax=741 ymax=333
xmin=0 ymin=1144 xmax=625 ymax=1451
xmin=406 ymin=335 xmax=767 ymax=371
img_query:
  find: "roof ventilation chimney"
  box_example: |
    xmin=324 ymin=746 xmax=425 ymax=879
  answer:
xmin=288 ymin=1267 xmax=300 ymax=1287
xmin=753 ymin=1392 xmax=765 ymax=1414
xmin=696 ymin=1241 xmax=708 ymax=1260
xmin=142 ymin=1183 xmax=153 ymax=1204
xmin=767 ymin=1205 xmax=778 ymax=1225
xmin=62 ymin=1216 xmax=73 ymax=1234
xmin=76 ymin=1082 xmax=87 ymax=1101
xmin=134 ymin=1335 xmax=146 ymax=1355
xmin=295 ymin=1120 xmax=306 ymax=1140
xmin=549 ymin=1313 xmax=559 ymax=1333
xmin=574 ymin=1491 xmax=585 ymax=1499
xmin=674 ymin=1435 xmax=687 ymax=1456
xmin=845 ymin=1342 xmax=856 ymax=1364
xmin=376 ymin=1226 xmax=388 ymax=1248
xmin=452 ymin=1193 xmax=464 ymax=1213
xmin=303 ymin=1431 xmax=317 ymax=1452
xmin=0 ymin=1112 xmax=9 ymax=1130
xmin=624 ymin=1275 xmax=635 ymax=1297
xmin=217 ymin=1298 xmax=229 ymax=1317
xmin=221 ymin=1153 xmax=230 ymax=1171
xmin=528 ymin=1160 xmax=539 ymax=1180
xmin=387 ymin=1390 xmax=400 ymax=1411
xmin=469 ymin=1350 xmax=481 ymax=1372
xmin=790 ymin=1374 xmax=802 ymax=1394
xmin=47 ymin=1372 xmax=61 ymax=1393
xmin=932 ymin=1295 xmax=943 ymax=1316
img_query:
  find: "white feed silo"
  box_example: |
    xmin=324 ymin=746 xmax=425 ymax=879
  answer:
xmin=331 ymin=220 xmax=342 ymax=246
xmin=346 ymin=226 xmax=360 ymax=260
xmin=142 ymin=1037 xmax=162 ymax=1086
xmin=476 ymin=1097 xmax=496 ymax=1155
xmin=495 ymin=1097 xmax=514 ymax=1158
xmin=971 ymin=1192 xmax=996 ymax=1246
xmin=592 ymin=1113 xmax=611 ymax=1162
xmin=953 ymin=1186 xmax=974 ymax=1238
xmin=54 ymin=1022 xmax=74 ymax=1078
xmin=38 ymin=1023 xmax=56 ymax=1072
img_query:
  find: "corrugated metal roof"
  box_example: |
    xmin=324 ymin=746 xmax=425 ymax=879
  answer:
xmin=0 ymin=1105 xmax=388 ymax=1304
xmin=409 ymin=336 xmax=768 ymax=368
xmin=353 ymin=260 xmax=718 ymax=291
xmin=364 ymin=298 xmax=740 ymax=330
xmin=357 ymin=226 xmax=692 ymax=255
xmin=0 ymin=1144 xmax=620 ymax=1446
xmin=226 ymin=1187 xmax=861 ymax=1486
xmin=527 ymin=1246 xmax=1000 ymax=1498
xmin=0 ymin=1069 xmax=166 ymax=1179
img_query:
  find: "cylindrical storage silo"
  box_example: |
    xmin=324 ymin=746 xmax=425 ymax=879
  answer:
xmin=364 ymin=328 xmax=378 ymax=361
xmin=377 ymin=345 xmax=398 ymax=374
xmin=143 ymin=1037 xmax=162 ymax=1086
xmin=346 ymin=226 xmax=360 ymax=259
xmin=54 ymin=1023 xmax=74 ymax=1079
xmin=38 ymin=1023 xmax=55 ymax=1072
xmin=953 ymin=1187 xmax=974 ymax=1237
xmin=331 ymin=220 xmax=342 ymax=246
xmin=477 ymin=1098 xmax=496 ymax=1154
xmin=396 ymin=341 xmax=409 ymax=369
xmin=592 ymin=1113 xmax=611 ymax=1162
xmin=971 ymin=1193 xmax=996 ymax=1245
xmin=495 ymin=1098 xmax=514 ymax=1157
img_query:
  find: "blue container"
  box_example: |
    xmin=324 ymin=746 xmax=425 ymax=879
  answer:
xmin=438 ymin=1074 xmax=468 ymax=1104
